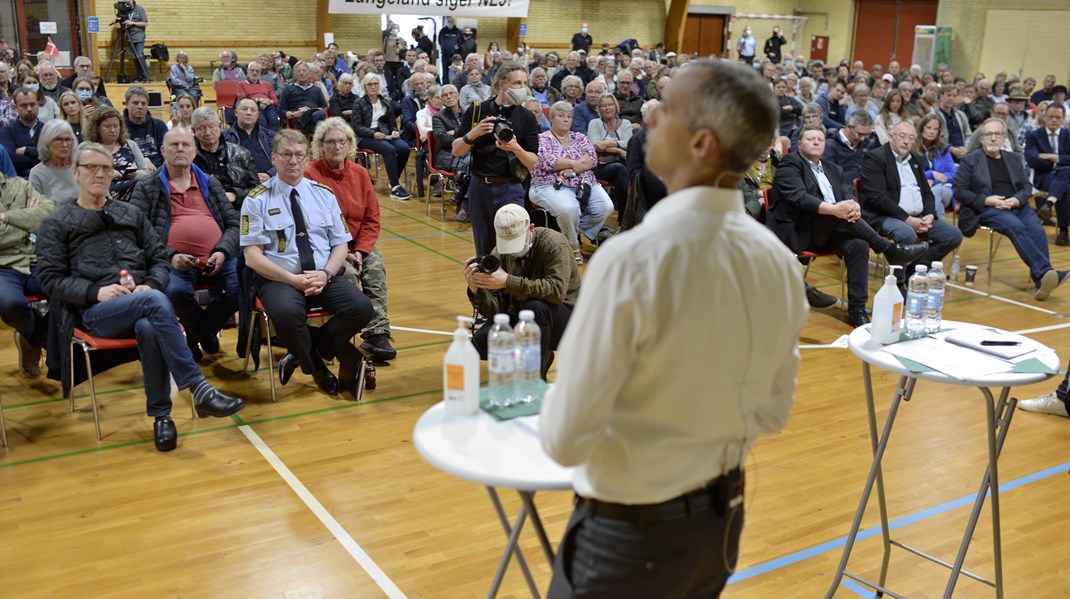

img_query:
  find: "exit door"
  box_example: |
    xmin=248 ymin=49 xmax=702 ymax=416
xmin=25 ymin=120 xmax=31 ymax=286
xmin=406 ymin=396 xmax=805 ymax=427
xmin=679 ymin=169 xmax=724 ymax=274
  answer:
xmin=811 ymin=36 xmax=829 ymax=63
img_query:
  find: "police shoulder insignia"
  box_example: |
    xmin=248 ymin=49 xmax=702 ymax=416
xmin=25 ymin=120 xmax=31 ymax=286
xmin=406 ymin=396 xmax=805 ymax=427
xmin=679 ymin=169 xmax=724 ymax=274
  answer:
xmin=240 ymin=214 xmax=249 ymax=235
xmin=247 ymin=183 xmax=268 ymax=198
xmin=313 ymin=182 xmax=334 ymax=193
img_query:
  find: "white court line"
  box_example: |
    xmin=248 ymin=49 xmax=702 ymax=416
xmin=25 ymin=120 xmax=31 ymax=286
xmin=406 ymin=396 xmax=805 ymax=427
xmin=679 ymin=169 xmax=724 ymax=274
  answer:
xmin=239 ymin=425 xmax=408 ymax=599
xmin=392 ymin=326 xmax=454 ymax=336
xmin=946 ymin=282 xmax=1069 ymax=316
xmin=1012 ymin=321 xmax=1070 ymax=335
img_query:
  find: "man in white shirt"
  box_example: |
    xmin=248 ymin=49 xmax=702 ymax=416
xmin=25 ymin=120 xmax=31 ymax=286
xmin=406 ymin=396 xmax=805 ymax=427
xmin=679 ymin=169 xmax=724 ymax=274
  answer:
xmin=540 ymin=60 xmax=809 ymax=598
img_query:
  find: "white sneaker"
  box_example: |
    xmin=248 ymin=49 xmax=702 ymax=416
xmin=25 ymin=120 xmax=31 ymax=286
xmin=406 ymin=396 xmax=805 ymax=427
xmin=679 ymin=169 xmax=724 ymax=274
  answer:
xmin=1017 ymin=392 xmax=1069 ymax=417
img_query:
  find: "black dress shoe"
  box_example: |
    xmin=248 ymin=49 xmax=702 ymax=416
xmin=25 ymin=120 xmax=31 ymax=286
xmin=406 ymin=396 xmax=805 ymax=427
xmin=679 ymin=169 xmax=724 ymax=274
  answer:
xmin=278 ymin=353 xmax=298 ymax=386
xmin=847 ymin=310 xmax=870 ymax=328
xmin=154 ymin=416 xmax=177 ymax=452
xmin=884 ymin=242 xmax=929 ymax=266
xmin=200 ymin=333 xmax=220 ymax=355
xmin=1056 ymin=228 xmax=1069 ymax=246
xmin=195 ymin=388 xmax=246 ymax=418
xmin=313 ymin=368 xmax=339 ymax=396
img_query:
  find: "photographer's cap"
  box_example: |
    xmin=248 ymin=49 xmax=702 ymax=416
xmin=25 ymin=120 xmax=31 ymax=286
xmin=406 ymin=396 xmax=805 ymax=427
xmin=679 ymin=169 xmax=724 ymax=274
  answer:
xmin=494 ymin=204 xmax=530 ymax=255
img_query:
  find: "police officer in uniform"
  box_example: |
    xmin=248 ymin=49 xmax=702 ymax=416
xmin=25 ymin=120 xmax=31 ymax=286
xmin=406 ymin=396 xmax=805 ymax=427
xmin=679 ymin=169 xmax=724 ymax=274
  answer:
xmin=452 ymin=62 xmax=540 ymax=255
xmin=241 ymin=129 xmax=374 ymax=396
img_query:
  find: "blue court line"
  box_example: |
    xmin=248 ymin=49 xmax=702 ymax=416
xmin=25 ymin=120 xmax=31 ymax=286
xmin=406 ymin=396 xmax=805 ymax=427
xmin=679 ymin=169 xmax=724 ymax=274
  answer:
xmin=727 ymin=460 xmax=1070 ymax=585
xmin=843 ymin=579 xmax=872 ymax=597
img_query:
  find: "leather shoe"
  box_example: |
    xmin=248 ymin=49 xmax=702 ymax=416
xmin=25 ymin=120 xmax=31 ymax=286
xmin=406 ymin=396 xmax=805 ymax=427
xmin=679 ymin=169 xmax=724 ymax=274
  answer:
xmin=195 ymin=388 xmax=245 ymax=418
xmin=847 ymin=310 xmax=870 ymax=328
xmin=884 ymin=242 xmax=928 ymax=266
xmin=278 ymin=353 xmax=298 ymax=386
xmin=313 ymin=368 xmax=339 ymax=396
xmin=200 ymin=333 xmax=220 ymax=355
xmin=154 ymin=416 xmax=177 ymax=452
xmin=1056 ymin=228 xmax=1069 ymax=246
xmin=14 ymin=331 xmax=41 ymax=378
xmin=359 ymin=333 xmax=397 ymax=361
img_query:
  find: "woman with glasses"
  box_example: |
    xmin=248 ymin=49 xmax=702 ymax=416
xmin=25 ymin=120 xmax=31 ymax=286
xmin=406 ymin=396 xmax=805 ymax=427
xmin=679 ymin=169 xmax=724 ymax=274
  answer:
xmin=84 ymin=106 xmax=150 ymax=201
xmin=29 ymin=120 xmax=79 ymax=205
xmin=352 ymin=72 xmax=411 ymax=200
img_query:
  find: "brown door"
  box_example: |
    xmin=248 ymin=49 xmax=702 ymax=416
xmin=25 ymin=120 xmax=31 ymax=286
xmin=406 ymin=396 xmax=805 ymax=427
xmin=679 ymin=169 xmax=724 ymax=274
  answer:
xmin=682 ymin=14 xmax=725 ymax=58
xmin=851 ymin=0 xmax=938 ymax=67
xmin=811 ymin=36 xmax=829 ymax=63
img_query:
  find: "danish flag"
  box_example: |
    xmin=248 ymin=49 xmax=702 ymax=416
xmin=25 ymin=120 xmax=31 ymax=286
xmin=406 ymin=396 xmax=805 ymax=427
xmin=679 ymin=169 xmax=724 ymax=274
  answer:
xmin=44 ymin=37 xmax=60 ymax=58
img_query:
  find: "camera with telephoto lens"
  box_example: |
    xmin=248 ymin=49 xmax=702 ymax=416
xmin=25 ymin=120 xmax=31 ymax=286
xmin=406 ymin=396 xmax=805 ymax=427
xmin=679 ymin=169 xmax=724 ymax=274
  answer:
xmin=475 ymin=254 xmax=500 ymax=273
xmin=492 ymin=117 xmax=514 ymax=143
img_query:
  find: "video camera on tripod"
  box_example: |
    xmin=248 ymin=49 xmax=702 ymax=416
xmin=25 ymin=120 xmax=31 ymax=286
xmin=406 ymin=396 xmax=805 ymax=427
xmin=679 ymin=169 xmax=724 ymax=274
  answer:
xmin=112 ymin=0 xmax=134 ymax=26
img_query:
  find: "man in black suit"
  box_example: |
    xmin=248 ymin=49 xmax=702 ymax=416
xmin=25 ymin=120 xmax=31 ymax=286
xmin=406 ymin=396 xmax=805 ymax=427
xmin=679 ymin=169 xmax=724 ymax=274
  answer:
xmin=1024 ymin=103 xmax=1070 ymax=245
xmin=955 ymin=118 xmax=1068 ymax=300
xmin=860 ymin=121 xmax=963 ymax=282
xmin=768 ymin=124 xmax=927 ymax=327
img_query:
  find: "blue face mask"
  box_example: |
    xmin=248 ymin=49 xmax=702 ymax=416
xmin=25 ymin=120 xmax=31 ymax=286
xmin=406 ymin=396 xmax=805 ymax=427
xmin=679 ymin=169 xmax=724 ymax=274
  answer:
xmin=77 ymin=89 xmax=92 ymax=101
xmin=25 ymin=83 xmax=39 ymax=92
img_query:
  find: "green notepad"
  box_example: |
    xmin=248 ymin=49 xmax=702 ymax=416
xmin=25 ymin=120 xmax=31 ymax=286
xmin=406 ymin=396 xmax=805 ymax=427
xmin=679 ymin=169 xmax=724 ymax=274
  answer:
xmin=480 ymin=381 xmax=549 ymax=421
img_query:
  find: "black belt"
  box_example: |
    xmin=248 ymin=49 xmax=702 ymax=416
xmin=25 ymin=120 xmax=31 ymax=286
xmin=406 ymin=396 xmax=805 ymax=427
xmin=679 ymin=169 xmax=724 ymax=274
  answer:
xmin=576 ymin=469 xmax=744 ymax=524
xmin=475 ymin=175 xmax=517 ymax=185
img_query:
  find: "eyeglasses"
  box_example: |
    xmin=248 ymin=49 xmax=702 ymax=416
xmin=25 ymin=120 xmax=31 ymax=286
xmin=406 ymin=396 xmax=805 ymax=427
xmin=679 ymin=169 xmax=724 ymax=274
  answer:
xmin=52 ymin=137 xmax=75 ymax=144
xmin=322 ymin=139 xmax=349 ymax=147
xmin=982 ymin=131 xmax=1006 ymax=138
xmin=77 ymin=163 xmax=112 ymax=174
xmin=893 ymin=133 xmax=917 ymax=141
xmin=275 ymin=152 xmax=308 ymax=162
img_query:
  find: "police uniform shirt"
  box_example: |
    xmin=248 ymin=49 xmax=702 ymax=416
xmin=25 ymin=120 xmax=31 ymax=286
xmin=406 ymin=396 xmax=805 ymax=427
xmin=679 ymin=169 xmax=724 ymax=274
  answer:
xmin=240 ymin=176 xmax=351 ymax=274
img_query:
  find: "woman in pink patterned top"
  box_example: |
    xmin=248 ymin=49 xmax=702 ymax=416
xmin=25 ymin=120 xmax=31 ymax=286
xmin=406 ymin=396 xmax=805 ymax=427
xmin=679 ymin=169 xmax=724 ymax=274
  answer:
xmin=529 ymin=101 xmax=614 ymax=263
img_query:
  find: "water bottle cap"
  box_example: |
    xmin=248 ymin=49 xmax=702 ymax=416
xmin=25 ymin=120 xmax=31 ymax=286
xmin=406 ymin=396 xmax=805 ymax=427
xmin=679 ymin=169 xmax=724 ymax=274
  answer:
xmin=493 ymin=313 xmax=510 ymax=325
xmin=915 ymin=265 xmax=928 ymax=273
xmin=120 ymin=269 xmax=129 ymax=276
xmin=519 ymin=310 xmax=534 ymax=321
xmin=931 ymin=261 xmax=942 ymax=269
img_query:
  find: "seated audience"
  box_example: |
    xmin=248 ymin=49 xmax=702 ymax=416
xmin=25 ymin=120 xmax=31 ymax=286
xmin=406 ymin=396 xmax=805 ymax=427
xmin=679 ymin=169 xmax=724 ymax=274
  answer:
xmin=84 ymin=105 xmax=150 ymax=201
xmin=225 ymin=97 xmax=276 ymax=182
xmin=305 ymin=118 xmax=397 ymax=361
xmin=953 ymin=118 xmax=1068 ymax=300
xmin=61 ymin=56 xmax=108 ymax=99
xmin=1024 ymin=103 xmax=1070 ymax=245
xmin=329 ymin=73 xmax=359 ymax=121
xmin=400 ymin=72 xmax=432 ymax=145
xmin=37 ymin=142 xmax=245 ymax=452
xmin=279 ymin=62 xmax=327 ymax=135
xmin=0 ymin=87 xmax=44 ymax=177
xmin=915 ymin=114 xmax=957 ymax=216
xmin=212 ymin=51 xmax=246 ymax=83
xmin=237 ymin=61 xmax=279 ymax=133
xmin=123 ymin=85 xmax=167 ymax=168
xmin=352 ymin=73 xmax=412 ymax=200
xmin=56 ymin=90 xmax=84 ymax=141
xmin=36 ymin=62 xmax=69 ymax=104
xmin=623 ymin=99 xmax=667 ymax=229
xmin=29 ymin=120 xmax=78 ymax=206
xmin=463 ymin=204 xmax=580 ymax=378
xmin=823 ymin=110 xmax=878 ymax=184
xmin=816 ymin=80 xmax=847 ymax=128
xmin=458 ymin=67 xmax=492 ymax=112
xmin=614 ymin=70 xmax=644 ymax=127
xmin=775 ymin=79 xmax=804 ymax=138
xmin=529 ymin=101 xmax=614 ymax=263
xmin=168 ymin=51 xmax=203 ymax=105
xmin=190 ymin=107 xmax=260 ymax=208
xmin=559 ymin=75 xmax=583 ymax=106
xmin=168 ymin=93 xmax=195 ymax=130
xmin=130 ymin=127 xmax=241 ymax=361
xmin=530 ymin=68 xmax=561 ymax=108
xmin=431 ymin=84 xmax=471 ymax=222
xmin=935 ymin=84 xmax=971 ymax=161
xmin=524 ymin=97 xmax=551 ymax=133
xmin=874 ymin=90 xmax=909 ymax=144
xmin=0 ymin=162 xmax=55 ymax=377
xmin=587 ymin=92 xmax=631 ymax=218
xmin=71 ymin=76 xmax=110 ymax=120
xmin=240 ymin=130 xmax=374 ymax=397
xmin=571 ymin=80 xmax=603 ymax=134
xmin=768 ymin=124 xmax=927 ymax=327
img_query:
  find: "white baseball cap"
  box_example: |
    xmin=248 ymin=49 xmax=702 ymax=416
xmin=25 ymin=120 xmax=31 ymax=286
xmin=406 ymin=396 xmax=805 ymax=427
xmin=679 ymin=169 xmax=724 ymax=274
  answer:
xmin=494 ymin=204 xmax=531 ymax=255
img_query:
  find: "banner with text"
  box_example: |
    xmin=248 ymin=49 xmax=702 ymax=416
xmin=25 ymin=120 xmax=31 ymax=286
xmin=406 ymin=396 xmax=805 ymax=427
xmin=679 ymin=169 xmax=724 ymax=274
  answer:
xmin=329 ymin=0 xmax=530 ymax=18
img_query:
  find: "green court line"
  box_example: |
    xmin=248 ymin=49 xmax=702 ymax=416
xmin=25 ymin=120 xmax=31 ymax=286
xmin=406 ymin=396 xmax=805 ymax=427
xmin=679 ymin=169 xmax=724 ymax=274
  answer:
xmin=380 ymin=204 xmax=474 ymax=245
xmin=380 ymin=225 xmax=465 ymax=265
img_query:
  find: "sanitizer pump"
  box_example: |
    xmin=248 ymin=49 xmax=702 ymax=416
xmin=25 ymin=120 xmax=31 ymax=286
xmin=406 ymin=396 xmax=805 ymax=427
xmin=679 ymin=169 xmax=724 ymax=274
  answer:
xmin=444 ymin=316 xmax=480 ymax=415
xmin=871 ymin=265 xmax=904 ymax=344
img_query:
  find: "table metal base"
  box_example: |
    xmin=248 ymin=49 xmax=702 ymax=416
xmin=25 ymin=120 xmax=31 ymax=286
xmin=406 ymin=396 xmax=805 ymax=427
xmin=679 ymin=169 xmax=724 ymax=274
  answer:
xmin=486 ymin=486 xmax=557 ymax=599
xmin=825 ymin=363 xmax=1016 ymax=598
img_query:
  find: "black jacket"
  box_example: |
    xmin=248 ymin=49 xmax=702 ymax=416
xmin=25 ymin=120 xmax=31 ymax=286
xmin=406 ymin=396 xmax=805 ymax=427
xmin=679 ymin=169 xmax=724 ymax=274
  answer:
xmin=129 ymin=165 xmax=241 ymax=263
xmin=351 ymin=95 xmax=399 ymax=139
xmin=431 ymin=107 xmax=461 ymax=170
xmin=767 ymin=152 xmax=852 ymax=253
xmin=193 ymin=136 xmax=260 ymax=208
xmin=859 ymin=143 xmax=936 ymax=228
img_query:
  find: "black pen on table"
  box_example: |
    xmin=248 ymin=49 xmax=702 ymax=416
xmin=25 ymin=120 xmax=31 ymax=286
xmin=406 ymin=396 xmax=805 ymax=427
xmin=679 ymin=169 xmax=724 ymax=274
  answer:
xmin=981 ymin=340 xmax=1021 ymax=346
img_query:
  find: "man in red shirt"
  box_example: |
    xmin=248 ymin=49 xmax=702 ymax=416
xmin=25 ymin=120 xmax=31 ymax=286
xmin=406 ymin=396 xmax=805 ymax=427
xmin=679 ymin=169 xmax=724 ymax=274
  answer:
xmin=304 ymin=117 xmax=396 ymax=361
xmin=131 ymin=127 xmax=242 ymax=361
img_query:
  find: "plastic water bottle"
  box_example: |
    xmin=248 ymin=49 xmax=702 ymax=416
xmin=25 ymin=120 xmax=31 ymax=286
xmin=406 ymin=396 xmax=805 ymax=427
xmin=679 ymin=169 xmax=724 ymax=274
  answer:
xmin=904 ymin=265 xmax=929 ymax=339
xmin=487 ymin=314 xmax=516 ymax=408
xmin=925 ymin=261 xmax=946 ymax=333
xmin=119 ymin=269 xmax=135 ymax=290
xmin=513 ymin=310 xmax=541 ymax=404
xmin=950 ymin=254 xmax=961 ymax=283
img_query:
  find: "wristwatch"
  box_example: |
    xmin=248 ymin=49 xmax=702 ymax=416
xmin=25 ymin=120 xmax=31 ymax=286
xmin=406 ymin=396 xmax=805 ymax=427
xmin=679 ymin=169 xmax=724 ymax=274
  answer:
xmin=461 ymin=134 xmax=473 ymax=145
xmin=321 ymin=268 xmax=334 ymax=282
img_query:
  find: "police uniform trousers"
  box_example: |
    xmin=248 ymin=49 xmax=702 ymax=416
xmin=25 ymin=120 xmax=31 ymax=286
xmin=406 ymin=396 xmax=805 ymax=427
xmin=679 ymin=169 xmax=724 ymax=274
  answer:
xmin=256 ymin=275 xmax=374 ymax=375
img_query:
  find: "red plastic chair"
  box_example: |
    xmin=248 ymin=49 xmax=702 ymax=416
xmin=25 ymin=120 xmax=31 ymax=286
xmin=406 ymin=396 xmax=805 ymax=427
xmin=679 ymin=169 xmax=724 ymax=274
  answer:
xmin=213 ymin=80 xmax=239 ymax=119
xmin=762 ymin=189 xmax=847 ymax=308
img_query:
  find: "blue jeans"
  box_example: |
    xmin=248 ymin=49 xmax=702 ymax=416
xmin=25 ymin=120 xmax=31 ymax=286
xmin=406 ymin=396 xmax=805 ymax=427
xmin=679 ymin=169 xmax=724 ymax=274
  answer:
xmin=80 ymin=290 xmax=205 ymax=417
xmin=878 ymin=216 xmax=963 ymax=277
xmin=981 ymin=205 xmax=1053 ymax=285
xmin=164 ymin=258 xmax=239 ymax=345
xmin=932 ymin=184 xmax=953 ymax=219
xmin=529 ymin=183 xmax=613 ymax=246
xmin=468 ymin=178 xmax=525 ymax=256
xmin=129 ymin=38 xmax=149 ymax=81
xmin=357 ymin=137 xmax=410 ymax=188
xmin=0 ymin=267 xmax=46 ymax=346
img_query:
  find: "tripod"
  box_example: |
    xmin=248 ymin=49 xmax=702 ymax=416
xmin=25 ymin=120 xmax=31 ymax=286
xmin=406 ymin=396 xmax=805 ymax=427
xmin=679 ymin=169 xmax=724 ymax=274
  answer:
xmin=105 ymin=24 xmax=135 ymax=83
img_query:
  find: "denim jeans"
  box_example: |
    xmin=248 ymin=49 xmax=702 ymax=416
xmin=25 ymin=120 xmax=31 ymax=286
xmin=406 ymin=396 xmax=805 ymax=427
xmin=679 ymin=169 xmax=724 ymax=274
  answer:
xmin=357 ymin=137 xmax=411 ymax=188
xmin=80 ymin=290 xmax=205 ymax=417
xmin=878 ymin=216 xmax=963 ymax=278
xmin=164 ymin=257 xmax=239 ymax=345
xmin=0 ymin=267 xmax=46 ymax=347
xmin=980 ymin=205 xmax=1053 ymax=285
xmin=529 ymin=183 xmax=613 ymax=246
xmin=129 ymin=39 xmax=149 ymax=81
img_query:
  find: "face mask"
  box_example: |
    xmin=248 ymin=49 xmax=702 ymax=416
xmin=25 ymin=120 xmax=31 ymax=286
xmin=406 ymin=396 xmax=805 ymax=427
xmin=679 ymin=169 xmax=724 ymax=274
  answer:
xmin=77 ymin=89 xmax=92 ymax=101
xmin=25 ymin=83 xmax=39 ymax=92
xmin=505 ymin=87 xmax=529 ymax=106
xmin=391 ymin=28 xmax=399 ymax=35
xmin=275 ymin=59 xmax=283 ymax=67
xmin=582 ymin=27 xmax=589 ymax=33
xmin=513 ymin=241 xmax=534 ymax=258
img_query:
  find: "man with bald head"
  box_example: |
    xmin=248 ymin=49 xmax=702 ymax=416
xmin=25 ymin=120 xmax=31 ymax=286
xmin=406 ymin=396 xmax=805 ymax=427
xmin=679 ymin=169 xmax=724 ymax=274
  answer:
xmin=860 ymin=120 xmax=962 ymax=284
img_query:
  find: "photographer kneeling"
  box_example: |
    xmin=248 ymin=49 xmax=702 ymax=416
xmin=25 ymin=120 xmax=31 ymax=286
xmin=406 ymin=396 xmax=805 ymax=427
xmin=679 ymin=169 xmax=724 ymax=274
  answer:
xmin=529 ymin=101 xmax=614 ymax=264
xmin=464 ymin=204 xmax=580 ymax=379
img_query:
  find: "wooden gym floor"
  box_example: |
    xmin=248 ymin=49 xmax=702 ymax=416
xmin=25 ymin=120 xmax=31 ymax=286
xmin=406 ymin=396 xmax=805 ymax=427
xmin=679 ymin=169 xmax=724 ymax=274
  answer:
xmin=1 ymin=179 xmax=1069 ymax=598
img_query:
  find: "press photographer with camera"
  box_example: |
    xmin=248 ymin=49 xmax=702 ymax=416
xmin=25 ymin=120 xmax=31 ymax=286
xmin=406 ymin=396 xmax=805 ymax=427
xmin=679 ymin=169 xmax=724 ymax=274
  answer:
xmin=116 ymin=0 xmax=149 ymax=83
xmin=463 ymin=204 xmax=580 ymax=379
xmin=529 ymin=101 xmax=614 ymax=264
xmin=452 ymin=62 xmax=539 ymax=255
